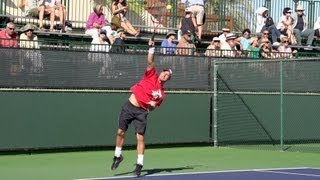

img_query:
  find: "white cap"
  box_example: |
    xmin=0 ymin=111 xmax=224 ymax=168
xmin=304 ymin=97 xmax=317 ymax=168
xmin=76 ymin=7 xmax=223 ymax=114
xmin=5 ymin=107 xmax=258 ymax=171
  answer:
xmin=185 ymin=7 xmax=192 ymax=12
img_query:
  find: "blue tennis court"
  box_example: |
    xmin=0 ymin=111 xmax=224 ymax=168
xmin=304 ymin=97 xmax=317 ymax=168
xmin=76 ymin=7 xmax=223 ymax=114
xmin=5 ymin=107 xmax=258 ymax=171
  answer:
xmin=76 ymin=168 xmax=320 ymax=180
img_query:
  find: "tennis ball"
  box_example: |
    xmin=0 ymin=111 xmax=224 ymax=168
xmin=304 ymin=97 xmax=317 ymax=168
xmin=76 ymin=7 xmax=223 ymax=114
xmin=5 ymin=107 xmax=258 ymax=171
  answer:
xmin=166 ymin=4 xmax=172 ymax=10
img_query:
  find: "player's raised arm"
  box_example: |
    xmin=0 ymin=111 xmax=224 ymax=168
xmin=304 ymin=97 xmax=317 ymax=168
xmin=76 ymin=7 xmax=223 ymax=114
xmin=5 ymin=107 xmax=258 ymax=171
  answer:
xmin=147 ymin=39 xmax=155 ymax=70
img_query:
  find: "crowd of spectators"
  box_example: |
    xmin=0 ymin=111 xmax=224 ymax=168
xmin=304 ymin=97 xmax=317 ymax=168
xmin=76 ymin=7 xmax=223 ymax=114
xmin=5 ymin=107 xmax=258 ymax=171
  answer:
xmin=1 ymin=1 xmax=320 ymax=60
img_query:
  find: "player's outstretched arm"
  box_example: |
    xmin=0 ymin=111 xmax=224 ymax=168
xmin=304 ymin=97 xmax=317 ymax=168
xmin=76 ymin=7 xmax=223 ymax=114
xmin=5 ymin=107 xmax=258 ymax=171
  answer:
xmin=147 ymin=39 xmax=155 ymax=71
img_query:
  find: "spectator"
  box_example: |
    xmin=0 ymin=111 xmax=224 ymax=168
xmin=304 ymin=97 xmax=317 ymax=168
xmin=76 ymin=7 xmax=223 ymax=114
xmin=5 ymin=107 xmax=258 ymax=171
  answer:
xmin=19 ymin=23 xmax=43 ymax=73
xmin=160 ymin=30 xmax=177 ymax=55
xmin=263 ymin=17 xmax=281 ymax=43
xmin=178 ymin=7 xmax=197 ymax=42
xmin=39 ymin=0 xmax=67 ymax=32
xmin=314 ymin=16 xmax=320 ymax=38
xmin=37 ymin=0 xmax=54 ymax=31
xmin=255 ymin=7 xmax=268 ymax=33
xmin=89 ymin=29 xmax=112 ymax=76
xmin=112 ymin=0 xmax=140 ymax=36
xmin=247 ymin=37 xmax=260 ymax=59
xmin=221 ymin=33 xmax=241 ymax=57
xmin=277 ymin=36 xmax=296 ymax=59
xmin=176 ymin=30 xmax=196 ymax=55
xmin=292 ymin=5 xmax=315 ymax=49
xmin=271 ymin=42 xmax=281 ymax=59
xmin=90 ymin=29 xmax=111 ymax=52
xmin=276 ymin=7 xmax=296 ymax=44
xmin=110 ymin=28 xmax=127 ymax=53
xmin=0 ymin=22 xmax=18 ymax=48
xmin=19 ymin=23 xmax=39 ymax=49
xmin=19 ymin=0 xmax=42 ymax=17
xmin=86 ymin=4 xmax=112 ymax=39
xmin=205 ymin=37 xmax=221 ymax=57
xmin=259 ymin=28 xmax=271 ymax=45
xmin=260 ymin=40 xmax=274 ymax=59
xmin=181 ymin=0 xmax=205 ymax=40
xmin=237 ymin=28 xmax=251 ymax=50
xmin=218 ymin=28 xmax=231 ymax=43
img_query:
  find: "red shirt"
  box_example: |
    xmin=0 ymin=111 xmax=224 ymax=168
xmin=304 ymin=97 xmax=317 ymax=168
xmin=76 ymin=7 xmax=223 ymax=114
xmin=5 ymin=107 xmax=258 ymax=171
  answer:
xmin=0 ymin=29 xmax=18 ymax=48
xmin=130 ymin=68 xmax=165 ymax=110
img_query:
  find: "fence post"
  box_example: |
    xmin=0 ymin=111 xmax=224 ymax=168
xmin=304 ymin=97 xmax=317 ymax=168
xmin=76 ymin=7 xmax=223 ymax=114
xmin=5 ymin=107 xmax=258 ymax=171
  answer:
xmin=218 ymin=0 xmax=226 ymax=30
xmin=280 ymin=60 xmax=284 ymax=151
xmin=213 ymin=60 xmax=218 ymax=147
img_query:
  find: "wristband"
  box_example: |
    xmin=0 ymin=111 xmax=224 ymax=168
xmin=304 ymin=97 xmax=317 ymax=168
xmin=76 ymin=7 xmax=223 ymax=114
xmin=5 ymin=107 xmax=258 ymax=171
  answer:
xmin=148 ymin=47 xmax=155 ymax=54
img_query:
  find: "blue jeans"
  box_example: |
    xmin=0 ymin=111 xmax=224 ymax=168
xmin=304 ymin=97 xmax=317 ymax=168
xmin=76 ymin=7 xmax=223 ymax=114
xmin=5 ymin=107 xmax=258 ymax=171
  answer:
xmin=268 ymin=25 xmax=281 ymax=43
xmin=293 ymin=29 xmax=315 ymax=46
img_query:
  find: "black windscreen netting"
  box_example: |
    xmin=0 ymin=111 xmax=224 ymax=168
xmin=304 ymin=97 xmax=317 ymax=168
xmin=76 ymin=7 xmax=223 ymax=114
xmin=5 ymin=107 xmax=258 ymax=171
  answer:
xmin=0 ymin=48 xmax=211 ymax=90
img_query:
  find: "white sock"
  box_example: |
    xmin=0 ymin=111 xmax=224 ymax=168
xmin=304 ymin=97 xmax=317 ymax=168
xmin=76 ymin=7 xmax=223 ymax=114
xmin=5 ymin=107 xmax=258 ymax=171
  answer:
xmin=137 ymin=154 xmax=144 ymax=165
xmin=114 ymin=147 xmax=122 ymax=157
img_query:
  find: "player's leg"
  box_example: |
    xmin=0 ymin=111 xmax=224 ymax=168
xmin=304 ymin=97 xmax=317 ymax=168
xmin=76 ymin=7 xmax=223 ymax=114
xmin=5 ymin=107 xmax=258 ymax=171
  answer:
xmin=111 ymin=101 xmax=133 ymax=170
xmin=133 ymin=110 xmax=148 ymax=176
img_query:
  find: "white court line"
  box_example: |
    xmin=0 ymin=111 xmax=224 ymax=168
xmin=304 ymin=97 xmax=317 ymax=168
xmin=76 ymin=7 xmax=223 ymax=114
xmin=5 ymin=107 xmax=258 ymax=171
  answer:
xmin=256 ymin=170 xmax=320 ymax=177
xmin=74 ymin=167 xmax=310 ymax=180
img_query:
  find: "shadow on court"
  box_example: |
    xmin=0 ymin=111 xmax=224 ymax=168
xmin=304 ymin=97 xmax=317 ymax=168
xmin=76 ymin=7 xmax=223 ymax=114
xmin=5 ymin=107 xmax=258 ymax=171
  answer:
xmin=115 ymin=165 xmax=195 ymax=176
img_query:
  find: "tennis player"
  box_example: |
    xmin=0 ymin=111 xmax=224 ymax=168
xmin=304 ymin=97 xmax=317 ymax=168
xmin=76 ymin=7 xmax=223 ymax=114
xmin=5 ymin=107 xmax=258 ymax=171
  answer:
xmin=111 ymin=39 xmax=172 ymax=176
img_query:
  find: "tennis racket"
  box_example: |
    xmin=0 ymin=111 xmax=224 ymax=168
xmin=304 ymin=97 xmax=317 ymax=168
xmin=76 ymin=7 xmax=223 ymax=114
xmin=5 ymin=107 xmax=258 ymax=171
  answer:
xmin=149 ymin=4 xmax=168 ymax=41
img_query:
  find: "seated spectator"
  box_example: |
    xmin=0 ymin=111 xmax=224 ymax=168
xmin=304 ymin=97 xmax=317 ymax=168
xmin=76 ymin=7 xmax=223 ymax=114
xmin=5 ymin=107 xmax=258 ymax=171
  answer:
xmin=237 ymin=28 xmax=251 ymax=50
xmin=292 ymin=5 xmax=314 ymax=49
xmin=262 ymin=17 xmax=281 ymax=43
xmin=176 ymin=30 xmax=196 ymax=55
xmin=277 ymin=36 xmax=296 ymax=59
xmin=260 ymin=40 xmax=274 ymax=59
xmin=315 ymin=16 xmax=320 ymax=38
xmin=19 ymin=0 xmax=42 ymax=17
xmin=19 ymin=23 xmax=39 ymax=49
xmin=247 ymin=37 xmax=260 ymax=59
xmin=110 ymin=28 xmax=127 ymax=53
xmin=86 ymin=4 xmax=113 ymax=39
xmin=259 ymin=28 xmax=271 ymax=45
xmin=205 ymin=37 xmax=221 ymax=57
xmin=255 ymin=7 xmax=268 ymax=33
xmin=221 ymin=33 xmax=241 ymax=57
xmin=277 ymin=7 xmax=296 ymax=44
xmin=90 ymin=29 xmax=111 ymax=52
xmin=19 ymin=23 xmax=43 ymax=73
xmin=161 ymin=30 xmax=177 ymax=55
xmin=218 ymin=28 xmax=230 ymax=43
xmin=0 ymin=22 xmax=18 ymax=48
xmin=89 ymin=29 xmax=112 ymax=77
xmin=112 ymin=0 xmax=139 ymax=36
xmin=271 ymin=42 xmax=281 ymax=59
xmin=38 ymin=0 xmax=67 ymax=32
xmin=178 ymin=7 xmax=197 ymax=42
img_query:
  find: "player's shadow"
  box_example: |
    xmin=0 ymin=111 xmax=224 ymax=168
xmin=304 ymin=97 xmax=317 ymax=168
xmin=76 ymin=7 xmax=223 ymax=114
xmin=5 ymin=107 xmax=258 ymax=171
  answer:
xmin=115 ymin=165 xmax=196 ymax=177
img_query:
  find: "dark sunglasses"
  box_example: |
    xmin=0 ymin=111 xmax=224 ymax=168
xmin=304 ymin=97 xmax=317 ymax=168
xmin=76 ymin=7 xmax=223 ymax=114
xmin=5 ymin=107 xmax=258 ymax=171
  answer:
xmin=263 ymin=33 xmax=269 ymax=35
xmin=7 ymin=27 xmax=15 ymax=30
xmin=283 ymin=41 xmax=289 ymax=43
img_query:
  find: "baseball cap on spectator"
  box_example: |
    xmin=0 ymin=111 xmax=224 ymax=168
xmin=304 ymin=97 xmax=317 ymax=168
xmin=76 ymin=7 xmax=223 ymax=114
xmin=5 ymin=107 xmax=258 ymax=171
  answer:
xmin=185 ymin=7 xmax=192 ymax=12
xmin=226 ymin=33 xmax=237 ymax=40
xmin=212 ymin=37 xmax=220 ymax=42
xmin=182 ymin=29 xmax=192 ymax=35
xmin=100 ymin=29 xmax=107 ymax=35
xmin=222 ymin=28 xmax=230 ymax=32
xmin=166 ymin=30 xmax=176 ymax=38
xmin=296 ymin=5 xmax=304 ymax=11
